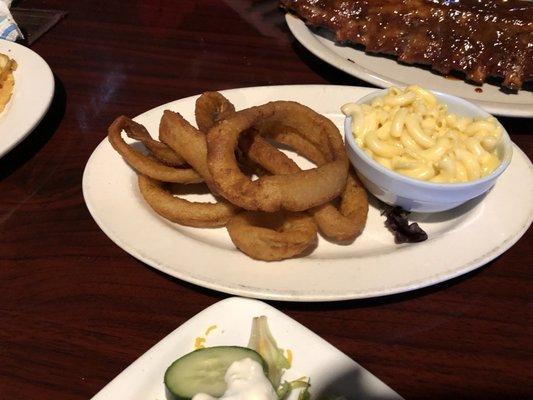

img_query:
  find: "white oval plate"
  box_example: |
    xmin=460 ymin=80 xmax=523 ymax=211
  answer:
xmin=0 ymin=40 xmax=54 ymax=158
xmin=82 ymin=85 xmax=533 ymax=302
xmin=91 ymin=297 xmax=403 ymax=400
xmin=286 ymin=14 xmax=533 ymax=118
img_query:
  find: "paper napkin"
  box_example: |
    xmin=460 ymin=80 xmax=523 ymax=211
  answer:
xmin=0 ymin=0 xmax=23 ymax=41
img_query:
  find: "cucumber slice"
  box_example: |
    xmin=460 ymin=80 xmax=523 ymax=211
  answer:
xmin=164 ymin=346 xmax=267 ymax=400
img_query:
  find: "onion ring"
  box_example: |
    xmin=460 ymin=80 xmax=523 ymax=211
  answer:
xmin=243 ymin=131 xmax=368 ymax=242
xmin=123 ymin=118 xmax=185 ymax=167
xmin=195 ymin=91 xmax=236 ymax=133
xmin=255 ymin=121 xmax=331 ymax=164
xmin=239 ymin=130 xmax=301 ymax=176
xmin=198 ymin=92 xmax=327 ymax=173
xmin=196 ymin=92 xmax=327 ymax=166
xmin=226 ymin=210 xmax=317 ymax=261
xmin=109 ymin=92 xmax=368 ymax=260
xmin=159 ymin=110 xmax=214 ymax=184
xmin=108 ymin=116 xmax=203 ymax=183
xmin=207 ymin=101 xmax=349 ymax=212
xmin=311 ymin=171 xmax=368 ymax=242
xmin=138 ymin=174 xmax=238 ymax=228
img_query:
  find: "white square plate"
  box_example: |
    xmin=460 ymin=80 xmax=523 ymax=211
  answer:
xmin=91 ymin=297 xmax=402 ymax=400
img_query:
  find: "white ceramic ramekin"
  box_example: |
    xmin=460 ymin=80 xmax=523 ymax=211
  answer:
xmin=344 ymin=89 xmax=513 ymax=213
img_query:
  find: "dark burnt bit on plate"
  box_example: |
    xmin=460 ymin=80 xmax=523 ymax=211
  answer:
xmin=382 ymin=206 xmax=428 ymax=244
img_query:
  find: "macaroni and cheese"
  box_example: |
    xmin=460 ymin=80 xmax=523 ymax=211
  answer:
xmin=342 ymin=86 xmax=502 ymax=183
xmin=0 ymin=53 xmax=16 ymax=113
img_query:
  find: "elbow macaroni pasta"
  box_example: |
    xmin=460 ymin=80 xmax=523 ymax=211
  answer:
xmin=0 ymin=53 xmax=17 ymax=113
xmin=341 ymin=86 xmax=502 ymax=183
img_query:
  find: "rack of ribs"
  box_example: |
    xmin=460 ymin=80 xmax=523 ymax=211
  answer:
xmin=280 ymin=0 xmax=533 ymax=90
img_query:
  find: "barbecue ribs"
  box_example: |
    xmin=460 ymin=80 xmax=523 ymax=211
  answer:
xmin=280 ymin=0 xmax=533 ymax=90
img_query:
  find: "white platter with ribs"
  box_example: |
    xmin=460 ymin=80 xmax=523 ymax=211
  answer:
xmin=285 ymin=11 xmax=533 ymax=118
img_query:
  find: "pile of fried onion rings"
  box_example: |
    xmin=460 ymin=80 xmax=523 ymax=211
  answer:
xmin=107 ymin=92 xmax=368 ymax=261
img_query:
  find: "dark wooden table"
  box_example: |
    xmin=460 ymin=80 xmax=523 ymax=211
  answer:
xmin=1 ymin=1 xmax=531 ymax=399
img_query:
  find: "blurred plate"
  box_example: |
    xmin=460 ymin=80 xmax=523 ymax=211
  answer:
xmin=0 ymin=40 xmax=54 ymax=158
xmin=91 ymin=297 xmax=402 ymax=400
xmin=83 ymin=85 xmax=533 ymax=302
xmin=285 ymin=14 xmax=533 ymax=118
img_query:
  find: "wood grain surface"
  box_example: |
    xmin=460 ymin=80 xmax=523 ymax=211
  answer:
xmin=0 ymin=1 xmax=531 ymax=399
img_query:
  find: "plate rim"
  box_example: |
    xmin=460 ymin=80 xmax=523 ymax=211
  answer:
xmin=82 ymin=84 xmax=533 ymax=302
xmin=284 ymin=14 xmax=533 ymax=118
xmin=0 ymin=40 xmax=55 ymax=158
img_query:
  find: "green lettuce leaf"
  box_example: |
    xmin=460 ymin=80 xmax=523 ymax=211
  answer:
xmin=248 ymin=316 xmax=290 ymax=389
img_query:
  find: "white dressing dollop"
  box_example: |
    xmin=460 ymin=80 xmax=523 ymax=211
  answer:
xmin=191 ymin=358 xmax=277 ymax=400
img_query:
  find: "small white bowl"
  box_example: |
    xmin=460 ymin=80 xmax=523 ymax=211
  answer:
xmin=344 ymin=89 xmax=513 ymax=213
